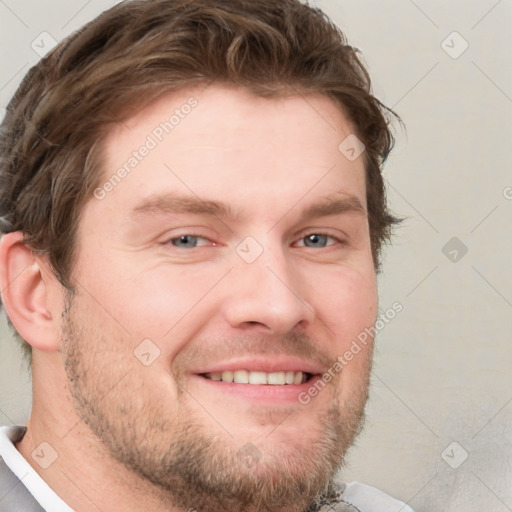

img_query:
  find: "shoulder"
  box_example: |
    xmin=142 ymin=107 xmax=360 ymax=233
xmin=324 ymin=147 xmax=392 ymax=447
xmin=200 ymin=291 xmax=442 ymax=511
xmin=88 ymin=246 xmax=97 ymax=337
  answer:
xmin=340 ymin=481 xmax=415 ymax=512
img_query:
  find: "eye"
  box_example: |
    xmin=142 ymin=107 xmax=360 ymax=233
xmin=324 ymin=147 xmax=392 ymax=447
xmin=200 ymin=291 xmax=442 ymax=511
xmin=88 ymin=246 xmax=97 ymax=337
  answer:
xmin=297 ymin=234 xmax=338 ymax=248
xmin=169 ymin=235 xmax=212 ymax=249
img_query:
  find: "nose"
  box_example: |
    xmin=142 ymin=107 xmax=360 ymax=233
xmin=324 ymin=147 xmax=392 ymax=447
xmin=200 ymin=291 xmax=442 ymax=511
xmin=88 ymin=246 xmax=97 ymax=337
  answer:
xmin=221 ymin=243 xmax=315 ymax=335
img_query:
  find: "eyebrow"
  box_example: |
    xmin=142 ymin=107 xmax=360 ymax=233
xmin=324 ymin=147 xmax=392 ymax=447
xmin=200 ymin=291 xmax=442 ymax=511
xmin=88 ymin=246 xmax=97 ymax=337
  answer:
xmin=130 ymin=195 xmax=238 ymax=220
xmin=298 ymin=195 xmax=367 ymax=221
xmin=129 ymin=193 xmax=366 ymax=222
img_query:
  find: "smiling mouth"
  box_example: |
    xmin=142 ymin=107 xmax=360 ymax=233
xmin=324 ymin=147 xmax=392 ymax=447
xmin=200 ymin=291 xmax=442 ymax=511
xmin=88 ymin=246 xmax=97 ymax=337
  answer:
xmin=200 ymin=370 xmax=314 ymax=385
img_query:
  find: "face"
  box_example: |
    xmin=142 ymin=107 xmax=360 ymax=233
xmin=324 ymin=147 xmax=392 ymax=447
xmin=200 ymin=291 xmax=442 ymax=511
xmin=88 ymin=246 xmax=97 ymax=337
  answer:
xmin=62 ymin=84 xmax=378 ymax=512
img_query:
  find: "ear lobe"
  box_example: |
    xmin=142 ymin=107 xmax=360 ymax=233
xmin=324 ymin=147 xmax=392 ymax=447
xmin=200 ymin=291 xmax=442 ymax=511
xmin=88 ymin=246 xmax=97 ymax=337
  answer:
xmin=0 ymin=232 xmax=60 ymax=352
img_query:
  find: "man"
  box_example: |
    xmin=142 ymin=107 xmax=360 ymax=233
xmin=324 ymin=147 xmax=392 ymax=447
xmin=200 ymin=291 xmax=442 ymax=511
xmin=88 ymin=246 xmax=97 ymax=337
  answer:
xmin=0 ymin=0 xmax=411 ymax=510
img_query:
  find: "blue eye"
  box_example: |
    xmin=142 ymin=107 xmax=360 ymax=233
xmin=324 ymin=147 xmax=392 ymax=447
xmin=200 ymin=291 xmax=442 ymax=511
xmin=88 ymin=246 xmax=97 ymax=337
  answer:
xmin=170 ymin=235 xmax=207 ymax=248
xmin=302 ymin=234 xmax=330 ymax=248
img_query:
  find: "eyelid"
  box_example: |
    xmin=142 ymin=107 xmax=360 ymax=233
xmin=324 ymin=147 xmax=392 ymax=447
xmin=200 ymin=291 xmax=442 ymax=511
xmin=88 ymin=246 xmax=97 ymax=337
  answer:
xmin=295 ymin=226 xmax=349 ymax=242
xmin=293 ymin=229 xmax=348 ymax=246
xmin=173 ymin=235 xmax=214 ymax=246
xmin=160 ymin=228 xmax=347 ymax=248
xmin=162 ymin=231 xmax=216 ymax=247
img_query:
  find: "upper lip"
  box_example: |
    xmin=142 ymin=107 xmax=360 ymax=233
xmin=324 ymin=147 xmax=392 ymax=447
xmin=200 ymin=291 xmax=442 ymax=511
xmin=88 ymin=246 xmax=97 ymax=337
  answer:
xmin=192 ymin=356 xmax=325 ymax=375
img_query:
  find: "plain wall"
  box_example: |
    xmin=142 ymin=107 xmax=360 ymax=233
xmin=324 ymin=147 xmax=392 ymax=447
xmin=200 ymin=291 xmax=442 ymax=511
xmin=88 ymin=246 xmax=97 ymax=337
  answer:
xmin=1 ymin=1 xmax=511 ymax=511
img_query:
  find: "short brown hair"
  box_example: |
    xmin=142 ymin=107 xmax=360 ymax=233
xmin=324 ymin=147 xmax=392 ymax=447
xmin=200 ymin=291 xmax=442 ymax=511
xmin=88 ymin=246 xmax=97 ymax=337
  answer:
xmin=0 ymin=0 xmax=400 ymax=351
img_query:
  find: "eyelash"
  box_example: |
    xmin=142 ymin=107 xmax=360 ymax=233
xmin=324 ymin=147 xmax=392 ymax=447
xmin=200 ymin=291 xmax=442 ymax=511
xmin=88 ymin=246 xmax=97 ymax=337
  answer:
xmin=167 ymin=233 xmax=214 ymax=248
xmin=294 ymin=233 xmax=344 ymax=248
xmin=165 ymin=232 xmax=346 ymax=249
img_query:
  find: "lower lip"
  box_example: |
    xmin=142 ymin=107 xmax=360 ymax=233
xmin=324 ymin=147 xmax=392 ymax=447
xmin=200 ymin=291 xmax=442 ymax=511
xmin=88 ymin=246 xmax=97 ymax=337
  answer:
xmin=190 ymin=374 xmax=322 ymax=404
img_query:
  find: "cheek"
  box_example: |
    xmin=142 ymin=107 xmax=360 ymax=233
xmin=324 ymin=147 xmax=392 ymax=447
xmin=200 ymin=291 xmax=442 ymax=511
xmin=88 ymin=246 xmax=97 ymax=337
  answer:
xmin=322 ymin=268 xmax=376 ymax=391
xmin=104 ymin=262 xmax=225 ymax=344
xmin=311 ymin=264 xmax=377 ymax=348
xmin=67 ymin=290 xmax=183 ymax=408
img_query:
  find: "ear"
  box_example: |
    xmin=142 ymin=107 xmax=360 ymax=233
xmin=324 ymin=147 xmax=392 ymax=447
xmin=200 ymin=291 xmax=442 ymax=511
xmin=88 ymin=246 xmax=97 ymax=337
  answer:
xmin=0 ymin=232 xmax=61 ymax=352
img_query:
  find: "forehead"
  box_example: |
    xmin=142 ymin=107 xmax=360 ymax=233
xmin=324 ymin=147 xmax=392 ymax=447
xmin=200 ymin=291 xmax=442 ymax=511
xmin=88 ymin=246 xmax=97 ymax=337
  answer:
xmin=92 ymin=84 xmax=366 ymax=221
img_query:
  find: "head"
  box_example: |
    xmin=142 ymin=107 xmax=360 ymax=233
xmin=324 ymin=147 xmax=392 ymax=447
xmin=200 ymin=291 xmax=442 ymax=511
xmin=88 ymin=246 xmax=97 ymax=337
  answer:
xmin=0 ymin=1 xmax=400 ymax=511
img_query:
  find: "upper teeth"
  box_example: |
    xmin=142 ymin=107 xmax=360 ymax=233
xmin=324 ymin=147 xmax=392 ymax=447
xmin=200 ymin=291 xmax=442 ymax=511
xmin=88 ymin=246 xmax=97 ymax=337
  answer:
xmin=205 ymin=370 xmax=306 ymax=385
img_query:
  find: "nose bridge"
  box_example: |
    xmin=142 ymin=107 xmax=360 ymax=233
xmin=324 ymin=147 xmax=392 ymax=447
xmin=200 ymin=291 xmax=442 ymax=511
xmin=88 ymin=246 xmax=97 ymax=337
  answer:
xmin=242 ymin=233 xmax=295 ymax=292
xmin=223 ymin=235 xmax=314 ymax=333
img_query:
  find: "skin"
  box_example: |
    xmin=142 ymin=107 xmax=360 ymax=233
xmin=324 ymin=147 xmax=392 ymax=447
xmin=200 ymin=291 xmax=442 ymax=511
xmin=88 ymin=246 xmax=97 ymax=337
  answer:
xmin=0 ymin=84 xmax=377 ymax=512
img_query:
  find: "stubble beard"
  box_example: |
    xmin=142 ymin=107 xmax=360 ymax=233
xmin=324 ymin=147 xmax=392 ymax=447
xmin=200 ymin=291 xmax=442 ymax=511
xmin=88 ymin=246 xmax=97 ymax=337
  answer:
xmin=61 ymin=292 xmax=371 ymax=512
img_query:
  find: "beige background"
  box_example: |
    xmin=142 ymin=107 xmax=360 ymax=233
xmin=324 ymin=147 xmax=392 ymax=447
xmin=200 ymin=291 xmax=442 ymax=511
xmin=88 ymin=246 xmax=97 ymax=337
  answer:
xmin=1 ymin=1 xmax=511 ymax=511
